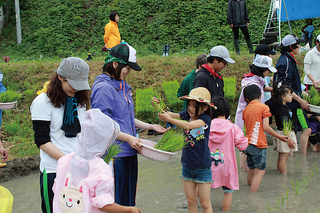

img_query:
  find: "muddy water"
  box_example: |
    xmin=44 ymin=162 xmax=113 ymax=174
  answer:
xmin=2 ymin=142 xmax=320 ymax=213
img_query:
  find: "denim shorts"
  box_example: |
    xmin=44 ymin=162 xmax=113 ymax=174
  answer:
xmin=180 ymin=165 xmax=213 ymax=183
xmin=247 ymin=148 xmax=267 ymax=170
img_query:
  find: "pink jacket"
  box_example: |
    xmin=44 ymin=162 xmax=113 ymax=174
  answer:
xmin=209 ymin=119 xmax=248 ymax=190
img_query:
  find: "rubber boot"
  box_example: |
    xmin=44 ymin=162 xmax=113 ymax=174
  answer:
xmin=165 ymin=45 xmax=169 ymax=56
xmin=233 ymin=39 xmax=240 ymax=55
xmin=246 ymin=38 xmax=254 ymax=54
xmin=162 ymin=45 xmax=166 ymax=57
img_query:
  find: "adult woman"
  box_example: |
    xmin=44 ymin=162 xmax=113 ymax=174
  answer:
xmin=31 ymin=57 xmax=91 ymax=213
xmin=103 ymin=11 xmax=121 ymax=50
xmin=303 ymin=34 xmax=320 ymax=90
xmin=90 ymin=43 xmax=168 ymax=206
xmin=275 ymin=34 xmax=311 ymax=155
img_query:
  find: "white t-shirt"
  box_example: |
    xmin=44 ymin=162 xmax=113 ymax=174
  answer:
xmin=303 ymin=48 xmax=320 ymax=85
xmin=30 ymin=93 xmax=86 ymax=173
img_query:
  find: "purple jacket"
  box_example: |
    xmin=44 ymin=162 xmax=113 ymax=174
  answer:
xmin=235 ymin=75 xmax=265 ymax=131
xmin=90 ymin=73 xmax=136 ymax=157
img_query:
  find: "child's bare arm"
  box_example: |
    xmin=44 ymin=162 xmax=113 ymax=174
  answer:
xmin=99 ymin=202 xmax=141 ymax=213
xmin=263 ymin=117 xmax=288 ymax=142
xmin=158 ymin=112 xmax=205 ymax=129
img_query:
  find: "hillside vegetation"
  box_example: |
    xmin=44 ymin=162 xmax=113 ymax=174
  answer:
xmin=0 ymin=0 xmax=318 ymax=57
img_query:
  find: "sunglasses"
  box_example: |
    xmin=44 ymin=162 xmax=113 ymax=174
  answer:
xmin=220 ymin=60 xmax=228 ymax=65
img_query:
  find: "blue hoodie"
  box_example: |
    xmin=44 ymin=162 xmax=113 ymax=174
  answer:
xmin=90 ymin=73 xmax=136 ymax=157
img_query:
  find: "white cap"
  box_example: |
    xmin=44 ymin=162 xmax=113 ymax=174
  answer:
xmin=253 ymin=55 xmax=277 ymax=73
xmin=317 ymin=34 xmax=320 ymax=42
xmin=282 ymin=34 xmax=305 ymax=47
xmin=208 ymin=45 xmax=235 ymax=64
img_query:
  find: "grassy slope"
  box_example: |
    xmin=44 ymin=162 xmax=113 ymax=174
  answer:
xmin=0 ymin=51 xmax=306 ymax=160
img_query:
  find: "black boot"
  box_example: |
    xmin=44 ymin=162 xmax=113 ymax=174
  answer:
xmin=162 ymin=45 xmax=166 ymax=57
xmin=165 ymin=45 xmax=169 ymax=56
xmin=246 ymin=39 xmax=254 ymax=54
xmin=233 ymin=39 xmax=240 ymax=55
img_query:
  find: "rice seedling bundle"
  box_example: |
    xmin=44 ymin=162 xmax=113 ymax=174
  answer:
xmin=154 ymin=130 xmax=187 ymax=152
xmin=0 ymin=90 xmax=22 ymax=103
xmin=303 ymin=87 xmax=320 ymax=106
xmin=282 ymin=119 xmax=293 ymax=136
xmin=103 ymin=142 xmax=123 ymax=163
xmin=152 ymin=94 xmax=169 ymax=113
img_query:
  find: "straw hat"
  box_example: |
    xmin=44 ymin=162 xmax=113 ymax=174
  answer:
xmin=180 ymin=87 xmax=217 ymax=109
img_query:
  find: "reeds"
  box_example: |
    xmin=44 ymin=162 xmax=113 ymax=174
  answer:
xmin=154 ymin=130 xmax=186 ymax=152
xmin=103 ymin=143 xmax=123 ymax=164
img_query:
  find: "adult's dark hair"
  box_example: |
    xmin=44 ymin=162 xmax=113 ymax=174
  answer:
xmin=272 ymin=83 xmax=293 ymax=105
xmin=249 ymin=64 xmax=268 ymax=77
xmin=195 ymin=54 xmax=207 ymax=69
xmin=243 ymin=84 xmax=261 ymax=103
xmin=47 ymin=74 xmax=90 ymax=109
xmin=187 ymin=99 xmax=212 ymax=119
xmin=109 ymin=12 xmax=119 ymax=22
xmin=211 ymin=96 xmax=230 ymax=119
xmin=280 ymin=43 xmax=299 ymax=54
xmin=207 ymin=56 xmax=225 ymax=64
xmin=103 ymin=62 xmax=127 ymax=81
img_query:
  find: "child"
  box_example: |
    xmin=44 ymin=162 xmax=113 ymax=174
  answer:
xmin=156 ymin=87 xmax=216 ymax=213
xmin=53 ymin=109 xmax=141 ymax=213
xmin=209 ymin=97 xmax=248 ymax=211
xmin=235 ymin=55 xmax=277 ymax=172
xmin=307 ymin=114 xmax=320 ymax=152
xmin=242 ymin=84 xmax=292 ymax=192
xmin=272 ymin=84 xmax=298 ymax=175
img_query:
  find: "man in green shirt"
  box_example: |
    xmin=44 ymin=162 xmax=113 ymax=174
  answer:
xmin=177 ymin=54 xmax=207 ymax=110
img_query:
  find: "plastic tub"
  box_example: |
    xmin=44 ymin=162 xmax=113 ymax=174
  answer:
xmin=140 ymin=139 xmax=176 ymax=162
xmin=308 ymin=104 xmax=320 ymax=113
xmin=0 ymin=101 xmax=17 ymax=110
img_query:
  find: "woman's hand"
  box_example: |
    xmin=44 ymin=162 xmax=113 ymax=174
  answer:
xmin=127 ymin=136 xmax=142 ymax=154
xmin=151 ymin=124 xmax=170 ymax=133
xmin=312 ymin=80 xmax=319 ymax=89
xmin=299 ymin=99 xmax=310 ymax=111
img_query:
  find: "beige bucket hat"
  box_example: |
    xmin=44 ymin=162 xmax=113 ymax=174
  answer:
xmin=180 ymin=87 xmax=217 ymax=109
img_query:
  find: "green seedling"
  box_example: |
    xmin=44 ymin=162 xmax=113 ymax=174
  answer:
xmin=103 ymin=142 xmax=123 ymax=164
xmin=303 ymin=86 xmax=320 ymax=106
xmin=152 ymin=94 xmax=169 ymax=113
xmin=0 ymin=90 xmax=22 ymax=103
xmin=154 ymin=129 xmax=187 ymax=152
xmin=282 ymin=119 xmax=293 ymax=137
